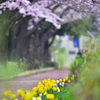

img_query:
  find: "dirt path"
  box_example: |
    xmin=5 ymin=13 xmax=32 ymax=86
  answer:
xmin=0 ymin=69 xmax=69 ymax=99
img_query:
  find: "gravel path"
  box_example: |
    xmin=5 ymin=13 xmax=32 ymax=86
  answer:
xmin=0 ymin=69 xmax=69 ymax=99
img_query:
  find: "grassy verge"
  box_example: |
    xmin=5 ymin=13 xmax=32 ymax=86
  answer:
xmin=0 ymin=62 xmax=55 ymax=78
xmin=0 ymin=62 xmax=21 ymax=78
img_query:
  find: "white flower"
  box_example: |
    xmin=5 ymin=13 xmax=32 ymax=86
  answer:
xmin=54 ymin=83 xmax=57 ymax=86
xmin=14 ymin=99 xmax=18 ymax=100
xmin=56 ymin=80 xmax=59 ymax=83
xmin=45 ymin=91 xmax=47 ymax=94
xmin=39 ymin=93 xmax=42 ymax=97
xmin=32 ymin=97 xmax=36 ymax=100
xmin=62 ymin=82 xmax=64 ymax=87
xmin=27 ymin=92 xmax=30 ymax=94
xmin=58 ymin=89 xmax=60 ymax=92
xmin=59 ymin=83 xmax=62 ymax=86
xmin=38 ymin=97 xmax=42 ymax=100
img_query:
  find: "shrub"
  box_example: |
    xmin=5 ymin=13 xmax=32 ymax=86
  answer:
xmin=68 ymin=50 xmax=100 ymax=100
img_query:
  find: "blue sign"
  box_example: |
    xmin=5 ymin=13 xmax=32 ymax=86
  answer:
xmin=74 ymin=37 xmax=78 ymax=47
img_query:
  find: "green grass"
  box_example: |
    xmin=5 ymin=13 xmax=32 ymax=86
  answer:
xmin=0 ymin=62 xmax=54 ymax=78
xmin=58 ymin=86 xmax=72 ymax=100
xmin=0 ymin=62 xmax=21 ymax=78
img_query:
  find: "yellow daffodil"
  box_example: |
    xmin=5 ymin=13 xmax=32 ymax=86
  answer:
xmin=26 ymin=90 xmax=30 ymax=94
xmin=43 ymin=92 xmax=46 ymax=96
xmin=2 ymin=98 xmax=7 ymax=100
xmin=48 ymin=78 xmax=51 ymax=81
xmin=17 ymin=89 xmax=23 ymax=96
xmin=25 ymin=94 xmax=32 ymax=100
xmin=52 ymin=87 xmax=57 ymax=91
xmin=65 ymin=77 xmax=68 ymax=80
xmin=68 ymin=80 xmax=70 ymax=83
xmin=46 ymin=94 xmax=55 ymax=100
xmin=32 ymin=87 xmax=38 ymax=92
xmin=9 ymin=94 xmax=16 ymax=99
xmin=59 ymin=79 xmax=62 ymax=83
xmin=71 ymin=76 xmax=74 ymax=80
xmin=38 ymin=82 xmax=42 ymax=85
xmin=38 ymin=87 xmax=44 ymax=93
xmin=63 ymin=79 xmax=66 ymax=82
xmin=4 ymin=90 xmax=11 ymax=97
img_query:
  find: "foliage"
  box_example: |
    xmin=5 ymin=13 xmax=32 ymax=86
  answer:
xmin=57 ymin=19 xmax=92 ymax=38
xmin=19 ymin=58 xmax=30 ymax=71
xmin=0 ymin=58 xmax=30 ymax=78
xmin=69 ymin=55 xmax=84 ymax=80
xmin=58 ymin=86 xmax=72 ymax=100
xmin=68 ymin=50 xmax=100 ymax=100
xmin=50 ymin=38 xmax=68 ymax=68
xmin=47 ymin=61 xmax=58 ymax=68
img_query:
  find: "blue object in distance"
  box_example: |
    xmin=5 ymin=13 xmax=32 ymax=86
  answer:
xmin=74 ymin=37 xmax=78 ymax=47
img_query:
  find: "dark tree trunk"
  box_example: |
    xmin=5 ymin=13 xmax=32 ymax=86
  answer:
xmin=43 ymin=40 xmax=51 ymax=66
xmin=0 ymin=34 xmax=8 ymax=66
xmin=11 ymin=16 xmax=33 ymax=68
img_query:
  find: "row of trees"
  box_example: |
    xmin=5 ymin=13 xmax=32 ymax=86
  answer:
xmin=0 ymin=0 xmax=99 ymax=69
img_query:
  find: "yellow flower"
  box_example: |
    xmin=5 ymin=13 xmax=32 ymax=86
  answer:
xmin=56 ymin=87 xmax=59 ymax=90
xmin=2 ymin=98 xmax=7 ymax=100
xmin=25 ymin=94 xmax=32 ymax=100
xmin=59 ymin=79 xmax=62 ymax=83
xmin=52 ymin=79 xmax=56 ymax=84
xmin=21 ymin=93 xmax=26 ymax=98
xmin=17 ymin=89 xmax=23 ymax=95
xmin=63 ymin=79 xmax=66 ymax=82
xmin=38 ymin=87 xmax=44 ymax=93
xmin=48 ymin=78 xmax=51 ymax=81
xmin=20 ymin=91 xmax=25 ymax=96
xmin=47 ymin=86 xmax=50 ymax=90
xmin=46 ymin=94 xmax=55 ymax=100
xmin=4 ymin=90 xmax=11 ymax=97
xmin=32 ymin=87 xmax=38 ymax=92
xmin=52 ymin=87 xmax=57 ymax=91
xmin=49 ymin=84 xmax=53 ymax=89
xmin=68 ymin=80 xmax=70 ymax=83
xmin=43 ymin=93 xmax=46 ymax=96
xmin=26 ymin=90 xmax=30 ymax=94
xmin=31 ymin=91 xmax=37 ymax=97
xmin=44 ymin=86 xmax=48 ymax=91
xmin=38 ymin=82 xmax=42 ymax=85
xmin=9 ymin=94 xmax=16 ymax=99
xmin=36 ymin=97 xmax=41 ymax=100
xmin=71 ymin=76 xmax=74 ymax=80
xmin=65 ymin=77 xmax=68 ymax=80
xmin=43 ymin=79 xmax=47 ymax=84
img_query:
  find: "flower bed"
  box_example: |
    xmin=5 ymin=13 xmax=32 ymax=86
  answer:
xmin=3 ymin=76 xmax=74 ymax=100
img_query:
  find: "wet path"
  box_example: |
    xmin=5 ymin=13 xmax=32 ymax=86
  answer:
xmin=0 ymin=69 xmax=69 ymax=99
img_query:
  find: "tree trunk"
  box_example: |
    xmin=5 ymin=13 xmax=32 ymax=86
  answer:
xmin=0 ymin=13 xmax=10 ymax=66
xmin=43 ymin=41 xmax=51 ymax=66
xmin=0 ymin=35 xmax=8 ymax=66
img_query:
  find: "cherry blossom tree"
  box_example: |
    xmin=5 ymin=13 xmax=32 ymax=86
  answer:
xmin=53 ymin=0 xmax=100 ymax=28
xmin=0 ymin=0 xmax=100 ymax=68
xmin=0 ymin=0 xmax=64 ymax=66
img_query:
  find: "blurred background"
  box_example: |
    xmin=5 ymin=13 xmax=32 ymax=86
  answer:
xmin=1 ymin=0 xmax=100 ymax=100
xmin=0 ymin=0 xmax=100 ymax=76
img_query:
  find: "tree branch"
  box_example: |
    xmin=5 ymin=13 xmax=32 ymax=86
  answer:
xmin=92 ymin=0 xmax=100 ymax=4
xmin=48 ymin=34 xmax=56 ymax=47
xmin=27 ymin=3 xmax=60 ymax=35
